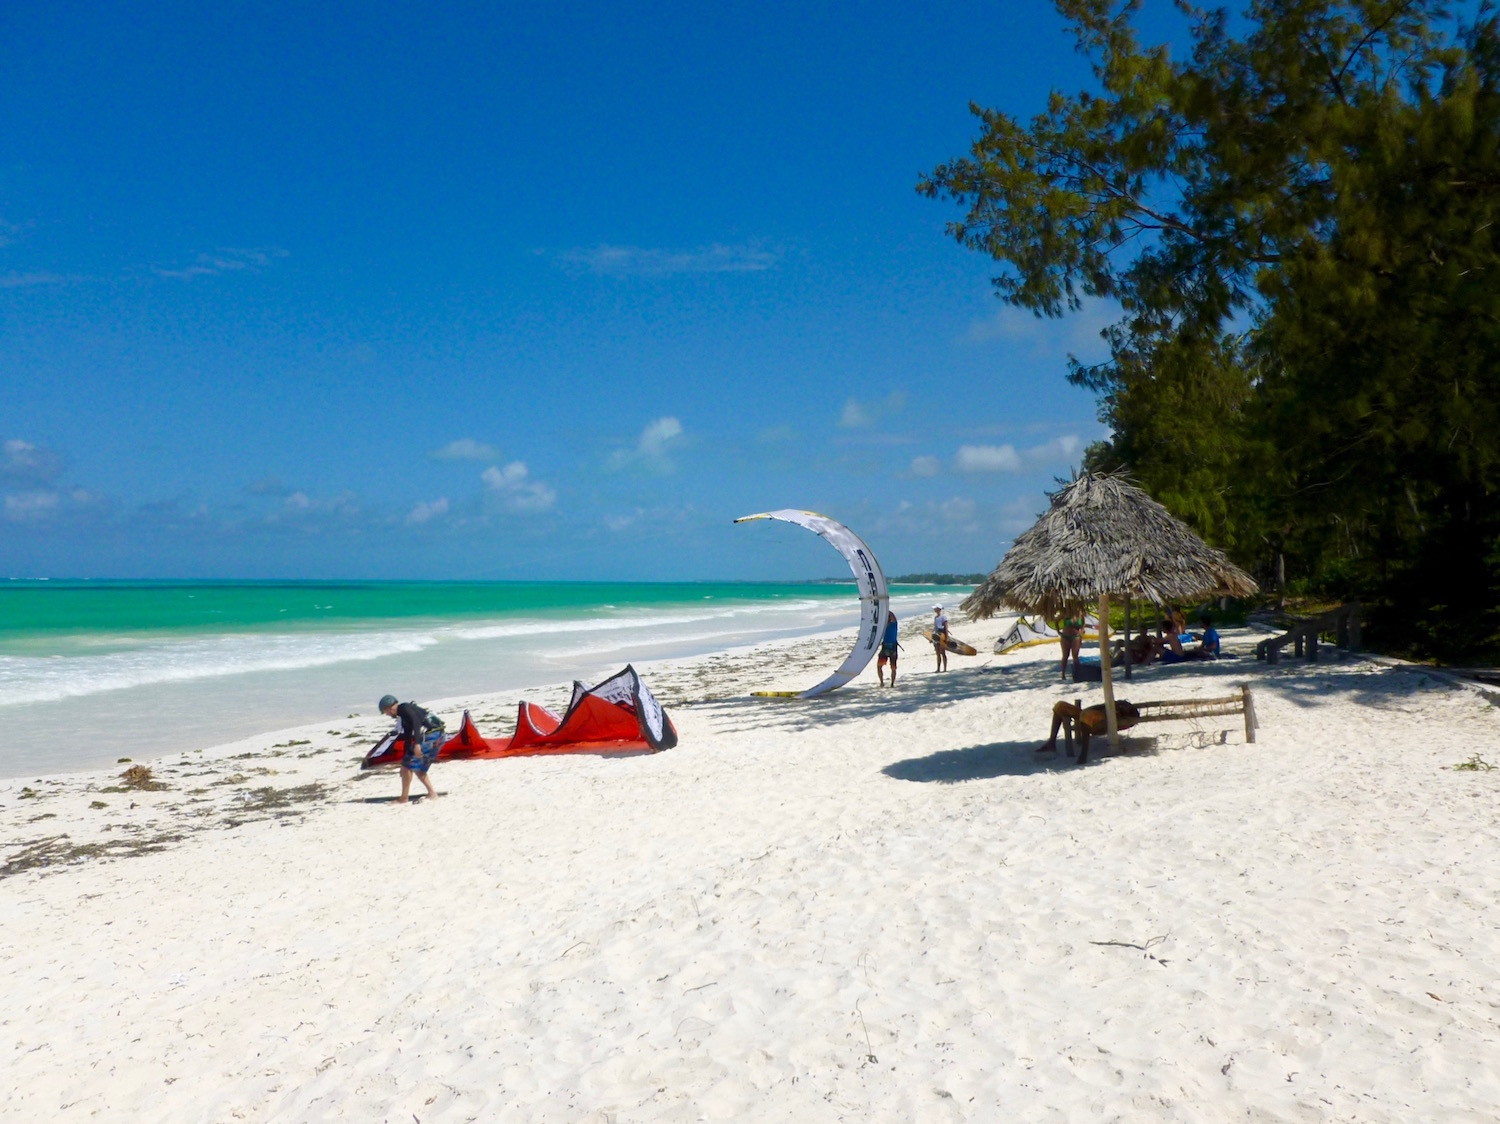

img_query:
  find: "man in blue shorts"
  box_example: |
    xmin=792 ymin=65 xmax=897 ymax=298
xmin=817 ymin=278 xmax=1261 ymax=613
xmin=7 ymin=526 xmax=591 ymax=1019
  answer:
xmin=876 ymin=611 xmax=900 ymax=686
xmin=379 ymin=694 xmax=444 ymax=803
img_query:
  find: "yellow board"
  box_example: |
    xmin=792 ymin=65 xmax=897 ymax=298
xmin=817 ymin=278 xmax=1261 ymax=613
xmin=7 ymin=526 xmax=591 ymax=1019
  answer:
xmin=751 ymin=690 xmax=801 ymax=698
xmin=922 ymin=629 xmax=979 ymax=656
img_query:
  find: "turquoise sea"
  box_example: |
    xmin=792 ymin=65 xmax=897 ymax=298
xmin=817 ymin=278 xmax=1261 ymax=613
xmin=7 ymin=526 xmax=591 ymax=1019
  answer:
xmin=0 ymin=580 xmax=973 ymax=777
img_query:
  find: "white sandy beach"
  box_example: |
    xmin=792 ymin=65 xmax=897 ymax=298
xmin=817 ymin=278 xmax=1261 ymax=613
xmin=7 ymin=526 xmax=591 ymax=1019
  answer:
xmin=3 ymin=616 xmax=1499 ymax=1122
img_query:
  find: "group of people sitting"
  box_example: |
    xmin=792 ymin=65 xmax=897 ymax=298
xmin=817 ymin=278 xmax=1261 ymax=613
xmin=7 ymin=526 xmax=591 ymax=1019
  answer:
xmin=1118 ymin=610 xmax=1221 ymax=666
xmin=1054 ymin=607 xmax=1221 ymax=680
xmin=1039 ymin=606 xmax=1230 ymax=763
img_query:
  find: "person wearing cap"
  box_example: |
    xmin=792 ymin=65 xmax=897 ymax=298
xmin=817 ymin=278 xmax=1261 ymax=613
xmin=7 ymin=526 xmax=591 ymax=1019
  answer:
xmin=378 ymin=694 xmax=445 ymax=803
xmin=931 ymin=604 xmax=950 ymax=672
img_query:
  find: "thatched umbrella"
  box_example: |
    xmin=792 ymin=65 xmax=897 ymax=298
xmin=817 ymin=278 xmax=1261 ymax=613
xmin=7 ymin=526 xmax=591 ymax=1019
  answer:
xmin=962 ymin=473 xmax=1258 ymax=746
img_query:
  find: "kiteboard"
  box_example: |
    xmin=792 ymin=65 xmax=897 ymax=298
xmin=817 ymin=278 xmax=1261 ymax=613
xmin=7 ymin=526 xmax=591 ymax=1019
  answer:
xmin=923 ymin=629 xmax=978 ymax=656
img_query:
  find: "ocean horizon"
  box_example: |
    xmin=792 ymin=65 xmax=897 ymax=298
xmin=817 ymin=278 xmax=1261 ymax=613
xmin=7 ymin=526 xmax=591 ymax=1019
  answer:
xmin=0 ymin=579 xmax=977 ymax=777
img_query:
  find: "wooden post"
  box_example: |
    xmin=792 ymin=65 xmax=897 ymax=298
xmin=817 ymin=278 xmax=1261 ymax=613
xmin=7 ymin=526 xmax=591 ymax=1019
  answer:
xmin=1099 ymin=592 xmax=1119 ymax=748
xmin=1065 ymin=696 xmax=1080 ymax=757
xmin=1241 ymin=683 xmax=1257 ymax=743
xmin=1123 ymin=595 xmax=1133 ymax=680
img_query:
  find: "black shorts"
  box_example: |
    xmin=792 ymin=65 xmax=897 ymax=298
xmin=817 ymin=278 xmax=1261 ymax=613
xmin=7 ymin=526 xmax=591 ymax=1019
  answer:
xmin=878 ymin=643 xmax=897 ymax=661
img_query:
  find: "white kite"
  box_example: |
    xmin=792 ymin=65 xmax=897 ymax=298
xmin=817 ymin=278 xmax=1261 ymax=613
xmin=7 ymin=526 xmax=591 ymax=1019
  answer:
xmin=733 ymin=509 xmax=889 ymax=698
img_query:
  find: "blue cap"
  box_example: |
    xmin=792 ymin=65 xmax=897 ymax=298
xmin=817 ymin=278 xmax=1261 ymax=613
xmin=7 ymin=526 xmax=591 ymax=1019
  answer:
xmin=378 ymin=695 xmax=398 ymax=711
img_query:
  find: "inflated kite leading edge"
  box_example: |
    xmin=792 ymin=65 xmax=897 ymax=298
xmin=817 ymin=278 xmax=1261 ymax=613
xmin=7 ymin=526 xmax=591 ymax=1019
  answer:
xmin=733 ymin=509 xmax=889 ymax=698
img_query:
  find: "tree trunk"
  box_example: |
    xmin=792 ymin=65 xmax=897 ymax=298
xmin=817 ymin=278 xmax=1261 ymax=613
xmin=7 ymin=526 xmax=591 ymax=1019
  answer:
xmin=1100 ymin=592 xmax=1119 ymax=747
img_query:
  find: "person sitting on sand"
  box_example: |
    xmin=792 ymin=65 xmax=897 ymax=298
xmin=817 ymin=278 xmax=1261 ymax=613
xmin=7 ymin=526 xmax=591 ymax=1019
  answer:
xmin=1183 ymin=614 xmax=1221 ymax=660
xmin=1036 ymin=699 xmax=1142 ymax=764
xmin=876 ymin=610 xmax=900 ymax=686
xmin=1159 ymin=616 xmax=1187 ymax=663
xmin=1116 ymin=630 xmax=1160 ymax=666
xmin=931 ymin=604 xmax=950 ymax=672
xmin=379 ymin=694 xmax=445 ymax=803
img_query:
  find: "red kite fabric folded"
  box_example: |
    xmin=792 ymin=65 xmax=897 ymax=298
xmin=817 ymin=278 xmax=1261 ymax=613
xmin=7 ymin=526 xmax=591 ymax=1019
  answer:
xmin=361 ymin=664 xmax=677 ymax=769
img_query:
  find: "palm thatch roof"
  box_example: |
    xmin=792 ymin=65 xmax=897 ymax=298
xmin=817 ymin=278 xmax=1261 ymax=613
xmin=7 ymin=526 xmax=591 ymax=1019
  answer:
xmin=961 ymin=473 xmax=1258 ymax=620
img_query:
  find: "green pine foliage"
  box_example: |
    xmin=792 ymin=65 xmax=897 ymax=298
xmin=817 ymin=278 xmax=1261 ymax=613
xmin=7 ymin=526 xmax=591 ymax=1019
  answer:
xmin=921 ymin=0 xmax=1500 ymax=661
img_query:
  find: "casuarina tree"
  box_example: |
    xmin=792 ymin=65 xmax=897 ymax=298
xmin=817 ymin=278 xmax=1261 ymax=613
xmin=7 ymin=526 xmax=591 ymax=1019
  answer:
xmin=921 ymin=0 xmax=1500 ymax=659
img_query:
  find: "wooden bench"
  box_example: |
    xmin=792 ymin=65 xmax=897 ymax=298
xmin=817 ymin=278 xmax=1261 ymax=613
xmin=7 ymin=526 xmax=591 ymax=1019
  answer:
xmin=1256 ymin=603 xmax=1361 ymax=664
xmin=1062 ymin=684 xmax=1259 ymax=759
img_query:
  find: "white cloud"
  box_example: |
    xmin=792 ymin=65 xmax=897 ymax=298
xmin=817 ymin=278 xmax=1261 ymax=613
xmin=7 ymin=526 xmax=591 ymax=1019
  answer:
xmin=953 ymin=436 xmax=1084 ymax=475
xmin=482 ymin=461 xmax=556 ymax=512
xmin=839 ymin=390 xmax=906 ymax=429
xmin=558 ymin=243 xmax=778 ymax=277
xmin=429 ymin=438 xmax=503 ymax=462
xmin=909 ymin=455 xmax=941 ymax=478
xmin=284 ymin=491 xmax=313 ymax=512
xmin=4 ymin=490 xmax=59 ymax=522
xmin=0 ymin=272 xmax=67 ymax=289
xmin=604 ymin=510 xmax=640 ymax=532
xmin=406 ymin=497 xmax=449 ymax=525
xmin=606 ymin=416 xmax=684 ymax=474
xmin=955 ymin=444 xmax=1023 ymax=473
xmin=154 ymin=247 xmax=289 ymax=280
xmin=940 ymin=497 xmax=977 ymax=523
xmin=2 ymin=439 xmax=64 ymax=483
xmin=1024 ymin=434 xmax=1084 ymax=467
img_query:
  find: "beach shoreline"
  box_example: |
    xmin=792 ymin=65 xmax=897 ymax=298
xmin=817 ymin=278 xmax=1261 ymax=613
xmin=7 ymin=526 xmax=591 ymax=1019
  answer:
xmin=4 ymin=616 xmax=1499 ymax=1121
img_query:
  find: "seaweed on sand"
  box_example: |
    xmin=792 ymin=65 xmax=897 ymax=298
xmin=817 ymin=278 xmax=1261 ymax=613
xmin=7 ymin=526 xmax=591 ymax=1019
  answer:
xmin=1 ymin=832 xmax=185 ymax=879
xmin=119 ymin=765 xmax=167 ymax=791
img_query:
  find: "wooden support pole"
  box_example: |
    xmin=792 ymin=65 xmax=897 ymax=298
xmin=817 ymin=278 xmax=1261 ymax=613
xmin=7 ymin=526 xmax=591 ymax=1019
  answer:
xmin=1242 ymin=683 xmax=1257 ymax=743
xmin=1099 ymin=591 xmax=1119 ymax=748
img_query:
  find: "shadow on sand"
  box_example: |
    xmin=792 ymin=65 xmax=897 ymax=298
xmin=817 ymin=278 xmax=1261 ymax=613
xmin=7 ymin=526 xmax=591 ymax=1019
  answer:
xmin=884 ymin=735 xmax=1167 ymax=782
xmin=353 ymin=794 xmax=438 ymax=804
xmin=882 ymin=740 xmax=1062 ymax=783
xmin=691 ymin=660 xmax=1063 ymax=736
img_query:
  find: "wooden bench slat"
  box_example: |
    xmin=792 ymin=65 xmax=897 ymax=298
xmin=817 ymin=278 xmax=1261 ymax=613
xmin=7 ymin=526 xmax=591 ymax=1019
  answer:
xmin=1135 ymin=694 xmax=1246 ymax=710
xmin=1135 ymin=706 xmax=1245 ymax=723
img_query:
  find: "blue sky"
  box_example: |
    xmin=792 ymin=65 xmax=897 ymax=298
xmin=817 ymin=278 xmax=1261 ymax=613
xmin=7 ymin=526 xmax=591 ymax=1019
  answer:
xmin=2 ymin=1 xmax=1132 ymax=580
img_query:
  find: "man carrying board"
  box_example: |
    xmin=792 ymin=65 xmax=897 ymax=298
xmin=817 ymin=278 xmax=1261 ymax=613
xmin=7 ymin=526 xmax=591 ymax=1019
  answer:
xmin=932 ymin=604 xmax=949 ymax=673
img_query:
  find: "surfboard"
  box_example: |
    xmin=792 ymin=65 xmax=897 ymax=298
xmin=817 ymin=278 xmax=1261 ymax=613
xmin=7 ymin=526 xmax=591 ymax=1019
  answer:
xmin=923 ymin=629 xmax=978 ymax=656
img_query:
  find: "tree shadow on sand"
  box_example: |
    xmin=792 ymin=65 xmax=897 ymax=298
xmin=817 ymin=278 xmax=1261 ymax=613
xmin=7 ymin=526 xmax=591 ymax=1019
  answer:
xmin=882 ymin=740 xmax=1061 ymax=782
xmin=885 ymin=734 xmax=1168 ymax=783
xmin=691 ymin=661 xmax=1064 ymax=736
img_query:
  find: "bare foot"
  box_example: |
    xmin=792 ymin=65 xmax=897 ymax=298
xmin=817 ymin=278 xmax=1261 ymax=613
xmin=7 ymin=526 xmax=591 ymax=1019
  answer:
xmin=396 ymin=797 xmax=410 ymax=804
xmin=1035 ymin=744 xmax=1057 ymax=755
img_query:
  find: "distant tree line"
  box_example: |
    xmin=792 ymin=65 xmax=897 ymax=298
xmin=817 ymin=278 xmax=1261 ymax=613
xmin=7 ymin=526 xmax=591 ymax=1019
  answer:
xmin=921 ymin=0 xmax=1500 ymax=660
xmin=890 ymin=573 xmax=988 ymax=585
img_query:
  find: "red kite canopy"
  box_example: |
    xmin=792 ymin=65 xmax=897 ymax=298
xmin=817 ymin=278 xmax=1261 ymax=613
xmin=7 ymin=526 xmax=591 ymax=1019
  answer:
xmin=361 ymin=665 xmax=677 ymax=769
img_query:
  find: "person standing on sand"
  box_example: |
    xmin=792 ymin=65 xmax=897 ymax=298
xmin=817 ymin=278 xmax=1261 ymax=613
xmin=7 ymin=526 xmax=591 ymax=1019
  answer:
xmin=932 ymin=604 xmax=949 ymax=672
xmin=378 ymin=694 xmax=443 ymax=803
xmin=1056 ymin=611 xmax=1085 ymax=680
xmin=876 ymin=610 xmax=900 ymax=686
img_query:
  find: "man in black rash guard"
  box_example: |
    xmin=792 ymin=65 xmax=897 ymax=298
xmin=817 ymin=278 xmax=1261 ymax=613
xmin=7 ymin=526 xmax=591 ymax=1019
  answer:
xmin=378 ymin=694 xmax=443 ymax=803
